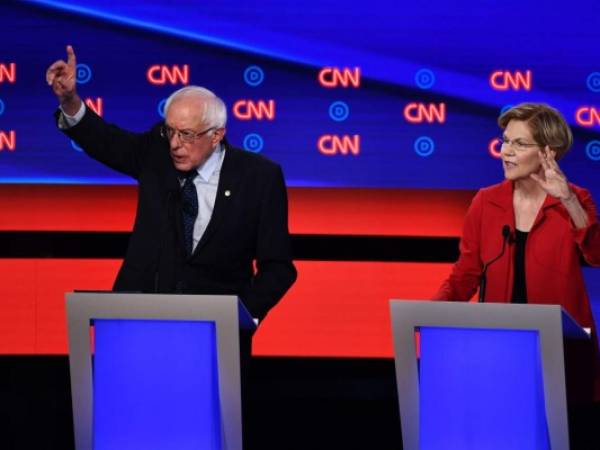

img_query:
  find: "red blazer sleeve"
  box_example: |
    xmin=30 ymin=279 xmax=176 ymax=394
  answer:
xmin=571 ymin=186 xmax=600 ymax=266
xmin=433 ymin=190 xmax=484 ymax=301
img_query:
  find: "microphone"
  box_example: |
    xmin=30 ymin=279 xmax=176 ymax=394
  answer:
xmin=478 ymin=225 xmax=511 ymax=303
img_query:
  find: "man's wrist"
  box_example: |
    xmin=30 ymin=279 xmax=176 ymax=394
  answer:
xmin=59 ymin=100 xmax=86 ymax=129
xmin=60 ymin=95 xmax=82 ymax=116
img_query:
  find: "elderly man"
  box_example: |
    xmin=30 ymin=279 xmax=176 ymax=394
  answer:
xmin=47 ymin=46 xmax=297 ymax=321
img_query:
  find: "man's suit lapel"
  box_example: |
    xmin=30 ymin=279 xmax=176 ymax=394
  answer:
xmin=193 ymin=142 xmax=244 ymax=255
xmin=163 ymin=161 xmax=186 ymax=256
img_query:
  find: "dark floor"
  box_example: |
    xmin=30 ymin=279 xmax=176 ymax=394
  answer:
xmin=2 ymin=356 xmax=599 ymax=450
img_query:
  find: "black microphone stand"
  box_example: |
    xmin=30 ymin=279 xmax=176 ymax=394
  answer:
xmin=478 ymin=225 xmax=511 ymax=303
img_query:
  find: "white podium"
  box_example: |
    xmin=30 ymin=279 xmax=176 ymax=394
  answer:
xmin=66 ymin=292 xmax=255 ymax=450
xmin=390 ymin=300 xmax=589 ymax=450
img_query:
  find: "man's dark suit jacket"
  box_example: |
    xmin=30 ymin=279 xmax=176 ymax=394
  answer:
xmin=60 ymin=108 xmax=297 ymax=320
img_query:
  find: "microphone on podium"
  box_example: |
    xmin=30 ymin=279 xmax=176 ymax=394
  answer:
xmin=478 ymin=225 xmax=512 ymax=303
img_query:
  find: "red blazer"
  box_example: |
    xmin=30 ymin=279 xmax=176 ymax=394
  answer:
xmin=434 ymin=180 xmax=600 ymax=330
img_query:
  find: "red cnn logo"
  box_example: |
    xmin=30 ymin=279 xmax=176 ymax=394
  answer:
xmin=489 ymin=70 xmax=532 ymax=91
xmin=575 ymin=106 xmax=600 ymax=127
xmin=85 ymin=97 xmax=103 ymax=116
xmin=232 ymin=100 xmax=276 ymax=120
xmin=318 ymin=67 xmax=361 ymax=88
xmin=404 ymin=102 xmax=446 ymax=124
xmin=147 ymin=64 xmax=189 ymax=85
xmin=0 ymin=131 xmax=16 ymax=151
xmin=488 ymin=137 xmax=502 ymax=158
xmin=0 ymin=63 xmax=16 ymax=83
xmin=317 ymin=135 xmax=360 ymax=156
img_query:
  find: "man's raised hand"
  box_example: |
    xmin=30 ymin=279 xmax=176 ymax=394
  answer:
xmin=46 ymin=45 xmax=81 ymax=115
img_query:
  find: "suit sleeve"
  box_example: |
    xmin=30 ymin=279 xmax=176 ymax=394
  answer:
xmin=571 ymin=188 xmax=600 ymax=266
xmin=433 ymin=190 xmax=484 ymax=301
xmin=243 ymin=164 xmax=297 ymax=320
xmin=56 ymin=107 xmax=153 ymax=179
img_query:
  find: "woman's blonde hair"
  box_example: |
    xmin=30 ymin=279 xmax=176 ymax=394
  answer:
xmin=498 ymin=103 xmax=573 ymax=159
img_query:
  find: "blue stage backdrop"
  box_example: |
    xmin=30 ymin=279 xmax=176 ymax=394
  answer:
xmin=0 ymin=0 xmax=599 ymax=198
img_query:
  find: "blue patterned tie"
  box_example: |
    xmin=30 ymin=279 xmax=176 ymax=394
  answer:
xmin=181 ymin=170 xmax=198 ymax=256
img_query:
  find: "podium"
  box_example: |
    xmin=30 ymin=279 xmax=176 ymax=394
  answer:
xmin=66 ymin=292 xmax=256 ymax=450
xmin=389 ymin=300 xmax=590 ymax=450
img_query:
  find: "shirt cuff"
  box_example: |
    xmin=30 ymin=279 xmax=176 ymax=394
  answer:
xmin=58 ymin=102 xmax=86 ymax=129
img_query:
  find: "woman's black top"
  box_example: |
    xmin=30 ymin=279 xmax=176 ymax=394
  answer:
xmin=511 ymin=229 xmax=528 ymax=303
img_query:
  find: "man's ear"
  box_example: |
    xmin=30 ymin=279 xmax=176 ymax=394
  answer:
xmin=212 ymin=127 xmax=226 ymax=146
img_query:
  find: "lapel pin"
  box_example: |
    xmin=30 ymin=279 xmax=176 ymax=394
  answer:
xmin=224 ymin=190 xmax=231 ymax=197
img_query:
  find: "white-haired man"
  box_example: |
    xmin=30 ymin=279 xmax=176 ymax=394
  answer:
xmin=47 ymin=46 xmax=297 ymax=321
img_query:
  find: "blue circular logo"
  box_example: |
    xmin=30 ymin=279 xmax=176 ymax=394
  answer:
xmin=157 ymin=98 xmax=167 ymax=118
xmin=243 ymin=133 xmax=264 ymax=153
xmin=76 ymin=64 xmax=92 ymax=84
xmin=244 ymin=66 xmax=265 ymax=87
xmin=586 ymin=72 xmax=600 ymax=93
xmin=500 ymin=104 xmax=513 ymax=115
xmin=585 ymin=140 xmax=600 ymax=161
xmin=415 ymin=69 xmax=435 ymax=90
xmin=0 ymin=98 xmax=4 ymax=116
xmin=328 ymin=101 xmax=350 ymax=122
xmin=71 ymin=139 xmax=84 ymax=152
xmin=414 ymin=136 xmax=435 ymax=157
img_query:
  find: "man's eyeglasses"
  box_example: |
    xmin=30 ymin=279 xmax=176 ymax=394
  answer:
xmin=500 ymin=136 xmax=541 ymax=151
xmin=160 ymin=124 xmax=216 ymax=143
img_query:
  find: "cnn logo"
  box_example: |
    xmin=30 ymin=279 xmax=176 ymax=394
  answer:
xmin=147 ymin=65 xmax=189 ymax=85
xmin=489 ymin=70 xmax=532 ymax=91
xmin=404 ymin=103 xmax=446 ymax=124
xmin=575 ymin=106 xmax=600 ymax=127
xmin=232 ymin=100 xmax=276 ymax=120
xmin=0 ymin=131 xmax=16 ymax=151
xmin=318 ymin=67 xmax=361 ymax=88
xmin=317 ymin=135 xmax=360 ymax=156
xmin=0 ymin=63 xmax=16 ymax=84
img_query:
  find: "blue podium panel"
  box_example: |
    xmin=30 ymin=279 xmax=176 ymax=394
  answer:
xmin=419 ymin=327 xmax=549 ymax=450
xmin=93 ymin=319 xmax=221 ymax=450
